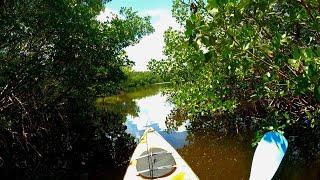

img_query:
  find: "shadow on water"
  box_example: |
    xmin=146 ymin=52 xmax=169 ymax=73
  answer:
xmin=273 ymin=126 xmax=320 ymax=180
xmin=166 ymin=112 xmax=256 ymax=179
xmin=164 ymin=108 xmax=320 ymax=180
xmin=0 ymin=99 xmax=136 ymax=180
xmin=179 ymin=129 xmax=255 ymax=179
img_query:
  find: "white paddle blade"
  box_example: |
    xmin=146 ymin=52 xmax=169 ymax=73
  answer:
xmin=249 ymin=131 xmax=288 ymax=180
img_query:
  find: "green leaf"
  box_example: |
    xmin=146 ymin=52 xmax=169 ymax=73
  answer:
xmin=208 ymin=0 xmax=218 ymax=8
xmin=243 ymin=43 xmax=250 ymax=50
xmin=217 ymin=0 xmax=228 ymax=6
xmin=209 ymin=8 xmax=219 ymax=14
xmin=307 ymin=64 xmax=317 ymax=76
xmin=185 ymin=19 xmax=194 ymax=37
xmin=288 ymin=59 xmax=297 ymax=65
xmin=292 ymin=49 xmax=301 ymax=59
xmin=238 ymin=0 xmax=250 ymax=10
xmin=315 ymin=47 xmax=320 ymax=56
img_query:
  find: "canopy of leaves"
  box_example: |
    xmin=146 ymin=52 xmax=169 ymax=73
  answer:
xmin=0 ymin=0 xmax=153 ymax=178
xmin=150 ymin=0 xmax=320 ymax=130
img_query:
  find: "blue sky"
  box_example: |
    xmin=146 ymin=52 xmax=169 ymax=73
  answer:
xmin=97 ymin=0 xmax=181 ymax=71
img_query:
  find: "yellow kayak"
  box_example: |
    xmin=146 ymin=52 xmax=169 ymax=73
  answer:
xmin=123 ymin=127 xmax=199 ymax=180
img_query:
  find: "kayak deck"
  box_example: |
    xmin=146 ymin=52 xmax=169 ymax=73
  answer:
xmin=124 ymin=128 xmax=198 ymax=180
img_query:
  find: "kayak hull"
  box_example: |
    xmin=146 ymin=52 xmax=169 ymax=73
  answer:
xmin=123 ymin=128 xmax=198 ymax=180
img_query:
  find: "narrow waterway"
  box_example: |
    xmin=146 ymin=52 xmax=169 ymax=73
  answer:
xmin=125 ymin=93 xmax=190 ymax=149
xmin=96 ymin=85 xmax=320 ymax=180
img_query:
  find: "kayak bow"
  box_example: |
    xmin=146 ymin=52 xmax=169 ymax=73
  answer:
xmin=124 ymin=127 xmax=198 ymax=180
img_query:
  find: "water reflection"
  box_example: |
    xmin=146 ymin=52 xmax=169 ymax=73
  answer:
xmin=97 ymin=84 xmax=191 ymax=150
xmin=179 ymin=131 xmax=254 ymax=179
xmin=97 ymin=85 xmax=257 ymax=179
xmin=97 ymin=85 xmax=320 ymax=180
xmin=125 ymin=94 xmax=189 ymax=149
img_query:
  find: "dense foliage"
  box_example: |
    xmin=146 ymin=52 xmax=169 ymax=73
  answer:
xmin=0 ymin=0 xmax=153 ymax=179
xmin=119 ymin=67 xmax=165 ymax=91
xmin=150 ymin=0 xmax=320 ymax=131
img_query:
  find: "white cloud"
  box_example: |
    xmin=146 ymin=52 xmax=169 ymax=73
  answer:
xmin=126 ymin=9 xmax=182 ymax=71
xmin=125 ymin=94 xmax=188 ymax=134
xmin=97 ymin=8 xmax=182 ymax=71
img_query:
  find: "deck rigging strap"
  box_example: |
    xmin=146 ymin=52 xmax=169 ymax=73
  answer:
xmin=137 ymin=164 xmax=177 ymax=174
xmin=136 ymin=150 xmax=170 ymax=159
xmin=145 ymin=128 xmax=153 ymax=178
xmin=136 ymin=147 xmax=176 ymax=178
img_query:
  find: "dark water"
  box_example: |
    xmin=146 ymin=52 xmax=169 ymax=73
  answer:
xmin=96 ymin=85 xmax=320 ymax=180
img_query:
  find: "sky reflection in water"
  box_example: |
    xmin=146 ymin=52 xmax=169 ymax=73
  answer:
xmin=125 ymin=93 xmax=189 ymax=149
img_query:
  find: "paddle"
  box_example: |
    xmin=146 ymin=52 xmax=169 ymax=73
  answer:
xmin=249 ymin=131 xmax=288 ymax=180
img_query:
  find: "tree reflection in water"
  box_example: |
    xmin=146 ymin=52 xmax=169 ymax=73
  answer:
xmin=96 ymin=84 xmax=320 ymax=179
xmin=94 ymin=84 xmax=168 ymax=179
xmin=0 ymin=102 xmax=136 ymax=180
xmin=166 ymin=109 xmax=320 ymax=180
